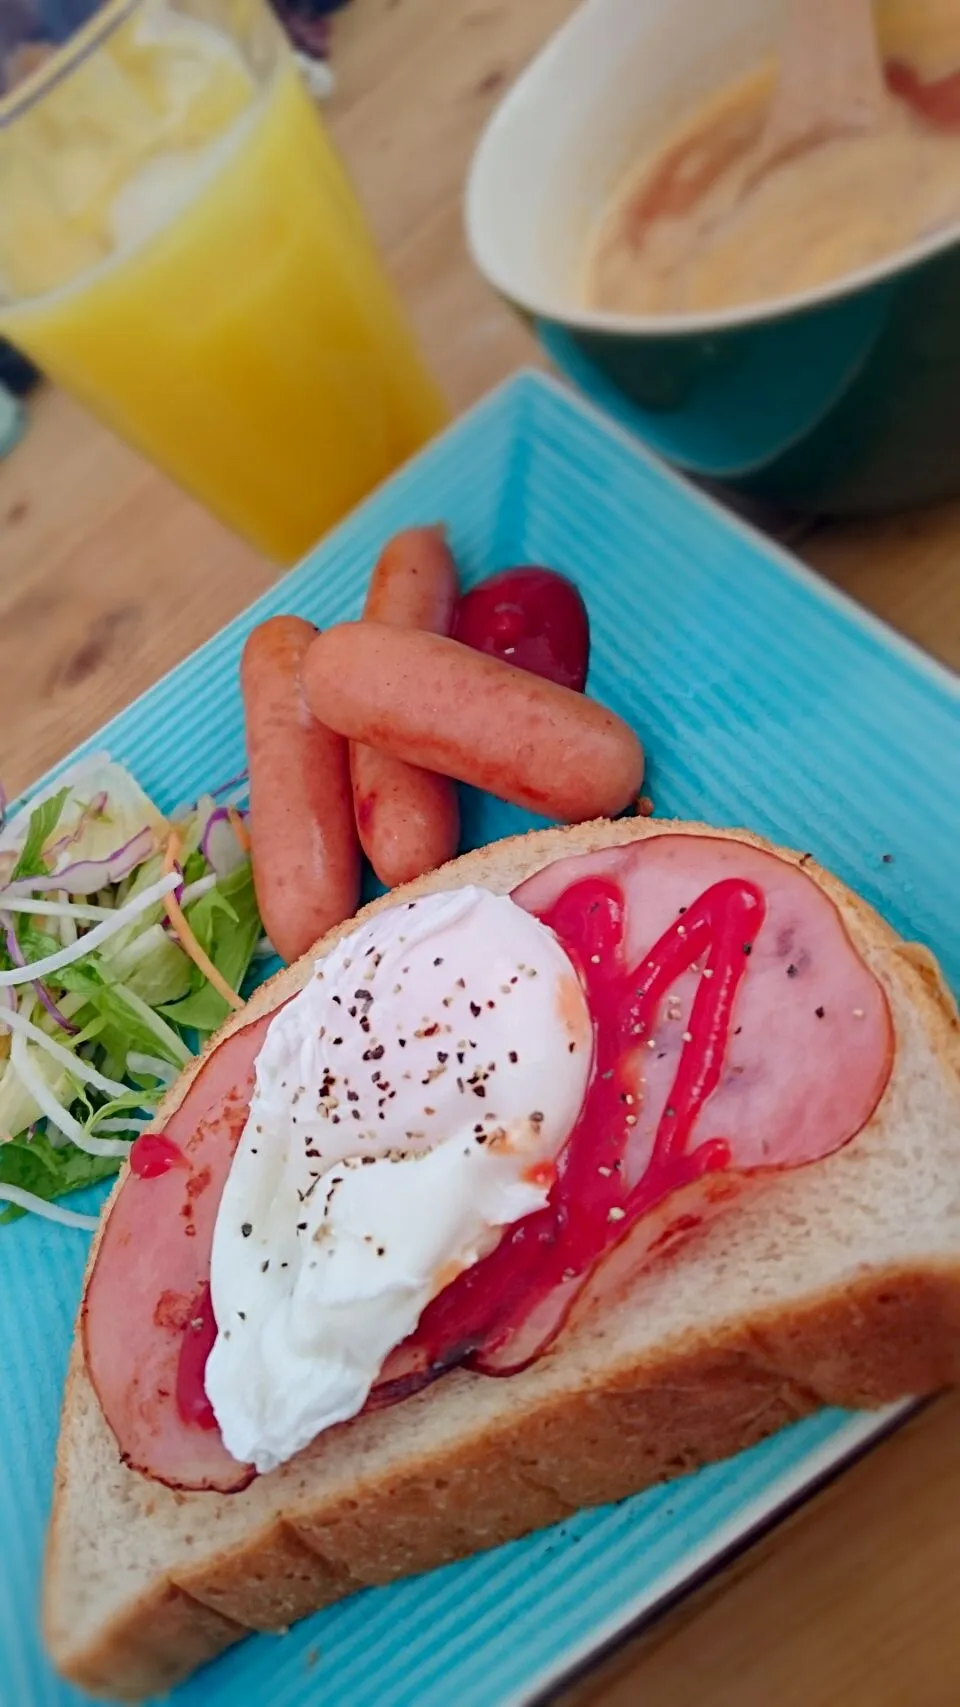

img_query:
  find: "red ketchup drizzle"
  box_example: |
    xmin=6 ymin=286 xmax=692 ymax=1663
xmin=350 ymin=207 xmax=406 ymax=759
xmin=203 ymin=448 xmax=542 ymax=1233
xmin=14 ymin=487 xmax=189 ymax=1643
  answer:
xmin=453 ymin=567 xmax=590 ymax=691
xmin=129 ymin=1131 xmax=187 ymax=1179
xmin=374 ymin=873 xmax=764 ymax=1396
xmin=175 ymin=1281 xmax=219 ymax=1430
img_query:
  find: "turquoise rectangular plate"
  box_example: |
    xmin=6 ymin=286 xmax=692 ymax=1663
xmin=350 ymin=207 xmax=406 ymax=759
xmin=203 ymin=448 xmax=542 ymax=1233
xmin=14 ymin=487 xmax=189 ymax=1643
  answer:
xmin=2 ymin=372 xmax=957 ymax=1707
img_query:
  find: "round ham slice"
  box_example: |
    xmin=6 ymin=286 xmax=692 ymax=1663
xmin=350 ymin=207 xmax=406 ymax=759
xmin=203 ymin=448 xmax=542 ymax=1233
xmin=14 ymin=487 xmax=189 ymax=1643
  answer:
xmin=83 ymin=834 xmax=892 ymax=1492
xmin=515 ymin=836 xmax=892 ymax=1181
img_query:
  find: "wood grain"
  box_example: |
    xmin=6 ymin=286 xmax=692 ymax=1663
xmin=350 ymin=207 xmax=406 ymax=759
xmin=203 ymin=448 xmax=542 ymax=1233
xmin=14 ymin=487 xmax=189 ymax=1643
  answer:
xmin=0 ymin=2 xmax=958 ymax=1703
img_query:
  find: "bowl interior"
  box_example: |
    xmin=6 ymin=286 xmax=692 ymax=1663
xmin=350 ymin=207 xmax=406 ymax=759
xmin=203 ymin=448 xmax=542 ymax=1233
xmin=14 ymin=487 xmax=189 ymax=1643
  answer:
xmin=465 ymin=0 xmax=782 ymax=325
xmin=466 ymin=0 xmax=960 ymax=336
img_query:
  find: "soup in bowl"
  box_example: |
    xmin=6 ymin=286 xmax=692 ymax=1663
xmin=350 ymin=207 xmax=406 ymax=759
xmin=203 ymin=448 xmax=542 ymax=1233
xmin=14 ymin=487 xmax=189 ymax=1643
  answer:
xmin=467 ymin=0 xmax=960 ymax=514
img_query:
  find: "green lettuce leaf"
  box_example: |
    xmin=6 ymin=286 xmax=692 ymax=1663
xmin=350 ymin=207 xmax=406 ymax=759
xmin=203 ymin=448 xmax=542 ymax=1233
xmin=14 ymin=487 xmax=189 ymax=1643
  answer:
xmin=105 ymin=852 xmax=167 ymax=957
xmin=0 ymin=1130 xmax=120 ymax=1224
xmin=159 ymin=861 xmax=261 ymax=1035
xmin=0 ymin=1042 xmax=74 ymax=1140
xmin=9 ymin=788 xmax=70 ymax=880
xmin=55 ymin=960 xmax=190 ymax=1070
xmin=102 ymin=922 xmax=193 ymax=1007
xmin=8 ymin=921 xmax=61 ymax=965
xmin=182 ymin=849 xmax=207 ymax=886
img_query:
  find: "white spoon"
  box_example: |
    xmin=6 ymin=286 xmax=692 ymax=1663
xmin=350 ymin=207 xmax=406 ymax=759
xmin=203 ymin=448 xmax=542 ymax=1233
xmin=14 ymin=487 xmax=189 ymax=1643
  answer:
xmin=747 ymin=0 xmax=893 ymax=186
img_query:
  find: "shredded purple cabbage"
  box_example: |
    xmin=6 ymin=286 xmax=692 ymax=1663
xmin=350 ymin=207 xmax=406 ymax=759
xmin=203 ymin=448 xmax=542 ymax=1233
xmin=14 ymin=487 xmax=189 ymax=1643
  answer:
xmin=0 ymin=911 xmax=78 ymax=1035
xmin=211 ymin=769 xmax=249 ymax=800
xmin=4 ymin=824 xmax=155 ymax=897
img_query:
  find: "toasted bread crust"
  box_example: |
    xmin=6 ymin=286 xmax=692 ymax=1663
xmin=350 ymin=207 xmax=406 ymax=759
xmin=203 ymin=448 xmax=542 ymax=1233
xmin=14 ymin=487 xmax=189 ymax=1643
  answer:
xmin=44 ymin=819 xmax=960 ymax=1700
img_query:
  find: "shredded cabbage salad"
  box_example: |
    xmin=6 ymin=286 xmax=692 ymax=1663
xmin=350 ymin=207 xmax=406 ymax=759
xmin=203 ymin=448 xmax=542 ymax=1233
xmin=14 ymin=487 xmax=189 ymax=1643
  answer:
xmin=0 ymin=753 xmax=268 ymax=1231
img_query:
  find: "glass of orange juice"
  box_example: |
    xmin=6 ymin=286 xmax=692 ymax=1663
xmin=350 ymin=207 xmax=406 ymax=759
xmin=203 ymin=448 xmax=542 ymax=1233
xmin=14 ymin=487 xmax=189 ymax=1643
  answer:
xmin=0 ymin=0 xmax=448 ymax=562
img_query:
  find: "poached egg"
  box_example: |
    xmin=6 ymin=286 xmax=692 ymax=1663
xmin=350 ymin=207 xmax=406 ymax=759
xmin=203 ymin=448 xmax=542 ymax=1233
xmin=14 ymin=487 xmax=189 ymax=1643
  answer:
xmin=206 ymin=887 xmax=592 ymax=1473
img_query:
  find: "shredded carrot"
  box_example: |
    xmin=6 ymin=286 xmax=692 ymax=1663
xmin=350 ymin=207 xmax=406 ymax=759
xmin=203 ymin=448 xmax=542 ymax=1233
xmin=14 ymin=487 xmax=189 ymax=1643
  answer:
xmin=162 ymin=831 xmax=244 ymax=1012
xmin=228 ymin=805 xmax=251 ymax=854
xmin=161 ymin=829 xmax=182 ymax=881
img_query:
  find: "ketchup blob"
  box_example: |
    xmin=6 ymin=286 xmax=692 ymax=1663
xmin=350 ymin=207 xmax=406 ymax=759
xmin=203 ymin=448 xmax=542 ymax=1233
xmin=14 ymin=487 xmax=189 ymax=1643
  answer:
xmin=130 ymin=1131 xmax=187 ymax=1179
xmin=453 ymin=567 xmax=590 ymax=691
xmin=175 ymin=1281 xmax=219 ymax=1430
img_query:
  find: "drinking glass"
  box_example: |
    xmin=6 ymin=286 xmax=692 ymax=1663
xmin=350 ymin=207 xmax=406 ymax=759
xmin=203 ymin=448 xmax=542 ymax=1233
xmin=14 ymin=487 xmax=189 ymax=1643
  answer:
xmin=0 ymin=0 xmax=448 ymax=561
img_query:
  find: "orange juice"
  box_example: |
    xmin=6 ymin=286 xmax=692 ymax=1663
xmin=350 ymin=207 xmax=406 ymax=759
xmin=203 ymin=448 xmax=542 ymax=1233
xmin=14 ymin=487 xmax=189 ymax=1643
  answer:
xmin=0 ymin=7 xmax=447 ymax=562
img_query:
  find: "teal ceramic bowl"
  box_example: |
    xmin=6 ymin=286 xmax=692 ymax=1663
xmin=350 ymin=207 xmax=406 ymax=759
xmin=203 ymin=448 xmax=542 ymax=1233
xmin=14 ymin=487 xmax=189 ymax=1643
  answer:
xmin=465 ymin=0 xmax=960 ymax=515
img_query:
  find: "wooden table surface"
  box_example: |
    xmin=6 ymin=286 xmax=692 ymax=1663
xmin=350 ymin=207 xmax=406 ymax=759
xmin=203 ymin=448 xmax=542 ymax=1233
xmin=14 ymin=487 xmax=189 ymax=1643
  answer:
xmin=1 ymin=3 xmax=958 ymax=1703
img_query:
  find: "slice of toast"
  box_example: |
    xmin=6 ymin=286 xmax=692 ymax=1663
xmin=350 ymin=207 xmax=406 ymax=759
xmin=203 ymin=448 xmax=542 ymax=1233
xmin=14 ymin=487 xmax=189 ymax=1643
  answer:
xmin=44 ymin=819 xmax=960 ymax=1700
